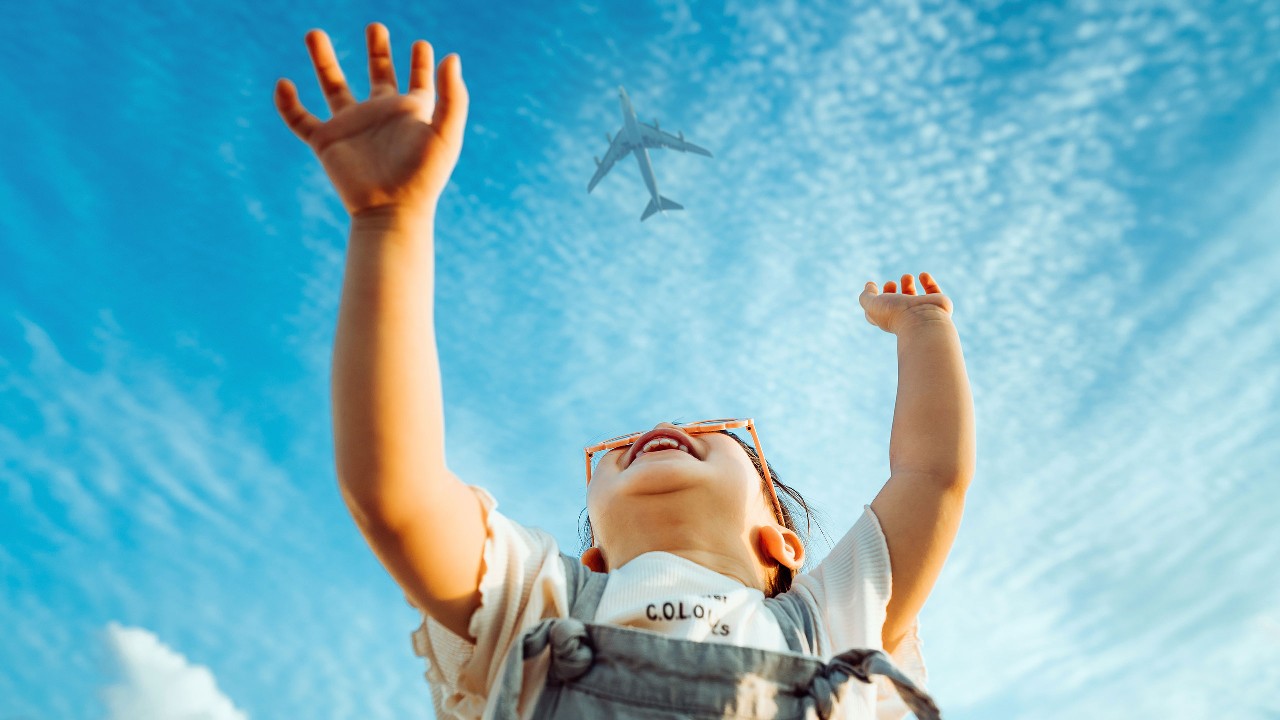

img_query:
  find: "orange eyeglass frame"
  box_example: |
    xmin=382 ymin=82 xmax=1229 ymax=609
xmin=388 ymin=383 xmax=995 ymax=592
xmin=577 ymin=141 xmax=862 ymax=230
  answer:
xmin=583 ymin=418 xmax=784 ymax=523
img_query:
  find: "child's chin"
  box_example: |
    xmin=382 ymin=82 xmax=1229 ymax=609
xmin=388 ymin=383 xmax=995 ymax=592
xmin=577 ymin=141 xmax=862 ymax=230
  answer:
xmin=632 ymin=449 xmax=696 ymax=465
xmin=620 ymin=465 xmax=707 ymax=494
xmin=626 ymin=456 xmax=699 ymax=480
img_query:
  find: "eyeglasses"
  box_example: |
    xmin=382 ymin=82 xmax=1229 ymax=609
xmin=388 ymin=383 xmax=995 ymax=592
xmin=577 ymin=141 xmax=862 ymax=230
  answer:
xmin=583 ymin=418 xmax=784 ymax=523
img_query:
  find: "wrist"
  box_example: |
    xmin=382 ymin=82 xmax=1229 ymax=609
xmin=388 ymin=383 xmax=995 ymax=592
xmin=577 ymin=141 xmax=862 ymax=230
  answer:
xmin=350 ymin=204 xmax=436 ymax=247
xmin=351 ymin=203 xmax=437 ymax=233
xmin=891 ymin=304 xmax=954 ymax=334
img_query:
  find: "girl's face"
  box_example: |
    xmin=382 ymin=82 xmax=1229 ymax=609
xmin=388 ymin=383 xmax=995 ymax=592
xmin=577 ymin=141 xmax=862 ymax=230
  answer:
xmin=585 ymin=423 xmax=794 ymax=575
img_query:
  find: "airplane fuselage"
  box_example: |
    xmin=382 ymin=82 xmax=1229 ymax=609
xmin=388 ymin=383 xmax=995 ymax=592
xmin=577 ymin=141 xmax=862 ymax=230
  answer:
xmin=589 ymin=86 xmax=708 ymax=220
xmin=619 ymin=89 xmax=662 ymax=205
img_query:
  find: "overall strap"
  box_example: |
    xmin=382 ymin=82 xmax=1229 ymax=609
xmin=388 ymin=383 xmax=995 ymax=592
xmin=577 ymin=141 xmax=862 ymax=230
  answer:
xmin=765 ymin=593 xmax=941 ymax=720
xmin=490 ymin=556 xmax=609 ymax=719
xmin=557 ymin=553 xmax=609 ymax=622
xmin=812 ymin=648 xmax=941 ymax=720
xmin=762 ymin=591 xmax=820 ymax=655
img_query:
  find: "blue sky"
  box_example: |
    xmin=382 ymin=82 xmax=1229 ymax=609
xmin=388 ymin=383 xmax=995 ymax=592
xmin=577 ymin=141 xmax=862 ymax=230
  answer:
xmin=2 ymin=0 xmax=1278 ymax=718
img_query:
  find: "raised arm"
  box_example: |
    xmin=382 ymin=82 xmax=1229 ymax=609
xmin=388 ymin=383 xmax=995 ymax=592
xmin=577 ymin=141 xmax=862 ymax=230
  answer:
xmin=274 ymin=24 xmax=485 ymax=639
xmin=860 ymin=273 xmax=975 ymax=653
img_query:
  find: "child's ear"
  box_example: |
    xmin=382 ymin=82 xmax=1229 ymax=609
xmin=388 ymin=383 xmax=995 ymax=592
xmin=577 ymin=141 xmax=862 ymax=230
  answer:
xmin=581 ymin=546 xmax=609 ymax=573
xmin=757 ymin=525 xmax=805 ymax=571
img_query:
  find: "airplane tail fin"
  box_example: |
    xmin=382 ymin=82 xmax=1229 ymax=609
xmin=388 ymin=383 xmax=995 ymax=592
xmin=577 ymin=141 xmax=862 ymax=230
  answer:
xmin=641 ymin=195 xmax=683 ymax=222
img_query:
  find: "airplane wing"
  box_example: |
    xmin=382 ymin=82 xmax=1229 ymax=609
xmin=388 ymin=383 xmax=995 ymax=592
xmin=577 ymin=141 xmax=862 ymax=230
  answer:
xmin=587 ymin=128 xmax=632 ymax=193
xmin=638 ymin=123 xmax=713 ymax=157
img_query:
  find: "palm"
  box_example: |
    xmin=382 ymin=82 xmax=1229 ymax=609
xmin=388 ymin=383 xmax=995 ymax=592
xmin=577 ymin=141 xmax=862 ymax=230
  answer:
xmin=313 ymin=96 xmax=448 ymax=213
xmin=274 ymin=25 xmax=468 ymax=217
xmin=859 ymin=273 xmax=953 ymax=333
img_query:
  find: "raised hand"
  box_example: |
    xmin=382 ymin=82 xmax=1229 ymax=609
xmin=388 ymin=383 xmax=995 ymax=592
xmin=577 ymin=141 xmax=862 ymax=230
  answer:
xmin=274 ymin=23 xmax=468 ymax=219
xmin=859 ymin=272 xmax=954 ymax=334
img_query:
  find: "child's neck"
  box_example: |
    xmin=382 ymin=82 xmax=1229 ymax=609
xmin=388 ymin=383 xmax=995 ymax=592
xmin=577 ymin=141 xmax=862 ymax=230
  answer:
xmin=606 ymin=533 xmax=763 ymax=592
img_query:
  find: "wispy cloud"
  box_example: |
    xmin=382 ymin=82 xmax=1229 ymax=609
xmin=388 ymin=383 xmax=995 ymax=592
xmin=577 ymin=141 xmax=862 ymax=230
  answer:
xmin=0 ymin=315 xmax=427 ymax=719
xmin=920 ymin=100 xmax=1280 ymax=716
xmin=102 ymin=623 xmax=249 ymax=720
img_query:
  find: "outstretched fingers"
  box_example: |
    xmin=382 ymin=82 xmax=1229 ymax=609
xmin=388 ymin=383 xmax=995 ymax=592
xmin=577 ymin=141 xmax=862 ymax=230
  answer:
xmin=900 ymin=274 xmax=917 ymax=295
xmin=409 ymin=40 xmax=435 ymax=95
xmin=366 ymin=23 xmax=399 ymax=96
xmin=869 ymin=273 xmax=942 ymax=296
xmin=431 ymin=53 xmax=469 ymax=145
xmin=920 ymin=272 xmax=943 ymax=294
xmin=305 ymin=29 xmax=357 ymax=114
xmin=274 ymin=78 xmax=322 ymax=142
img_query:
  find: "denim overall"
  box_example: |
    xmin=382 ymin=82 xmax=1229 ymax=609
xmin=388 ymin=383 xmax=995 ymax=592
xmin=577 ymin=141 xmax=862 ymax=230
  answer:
xmin=492 ymin=555 xmax=940 ymax=720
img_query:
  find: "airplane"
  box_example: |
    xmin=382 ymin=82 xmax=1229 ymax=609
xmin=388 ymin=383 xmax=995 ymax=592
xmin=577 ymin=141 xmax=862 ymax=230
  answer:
xmin=587 ymin=86 xmax=713 ymax=222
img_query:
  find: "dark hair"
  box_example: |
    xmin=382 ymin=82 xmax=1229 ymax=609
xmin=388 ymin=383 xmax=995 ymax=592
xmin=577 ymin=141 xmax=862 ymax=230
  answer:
xmin=578 ymin=429 xmax=820 ymax=597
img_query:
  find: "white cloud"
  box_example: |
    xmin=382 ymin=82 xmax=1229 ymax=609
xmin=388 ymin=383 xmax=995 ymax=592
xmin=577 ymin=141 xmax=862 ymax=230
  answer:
xmin=102 ymin=623 xmax=248 ymax=720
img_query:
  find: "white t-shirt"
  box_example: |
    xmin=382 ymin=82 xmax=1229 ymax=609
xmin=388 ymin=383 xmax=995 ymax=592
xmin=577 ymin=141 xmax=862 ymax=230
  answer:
xmin=412 ymin=487 xmax=927 ymax=720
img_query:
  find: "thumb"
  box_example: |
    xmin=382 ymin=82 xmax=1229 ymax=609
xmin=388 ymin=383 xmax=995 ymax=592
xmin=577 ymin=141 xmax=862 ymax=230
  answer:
xmin=858 ymin=281 xmax=879 ymax=311
xmin=432 ymin=54 xmax=469 ymax=147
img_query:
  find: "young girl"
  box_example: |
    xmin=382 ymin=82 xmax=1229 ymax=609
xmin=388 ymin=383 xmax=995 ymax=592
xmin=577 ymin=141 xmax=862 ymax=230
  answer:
xmin=275 ymin=23 xmax=974 ymax=720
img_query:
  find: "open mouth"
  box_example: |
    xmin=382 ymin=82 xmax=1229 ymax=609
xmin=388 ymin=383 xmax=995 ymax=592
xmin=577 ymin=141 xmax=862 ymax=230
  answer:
xmin=626 ymin=428 xmax=698 ymax=467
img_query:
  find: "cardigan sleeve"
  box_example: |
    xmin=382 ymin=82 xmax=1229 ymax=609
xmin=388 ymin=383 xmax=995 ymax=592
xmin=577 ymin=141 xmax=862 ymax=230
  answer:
xmin=409 ymin=486 xmax=567 ymax=720
xmin=789 ymin=505 xmax=928 ymax=720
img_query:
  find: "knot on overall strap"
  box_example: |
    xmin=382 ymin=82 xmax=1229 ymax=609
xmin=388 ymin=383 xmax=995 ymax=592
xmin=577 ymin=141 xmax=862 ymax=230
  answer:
xmin=521 ymin=617 xmax=594 ymax=683
xmin=493 ymin=618 xmax=597 ymax=719
xmin=808 ymin=648 xmax=941 ymax=720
